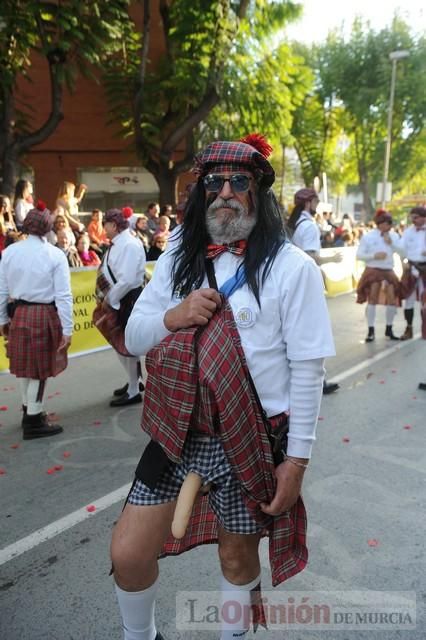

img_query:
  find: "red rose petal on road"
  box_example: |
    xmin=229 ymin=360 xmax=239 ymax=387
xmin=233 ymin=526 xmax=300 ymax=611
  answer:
xmin=391 ymin=369 xmax=397 ymax=373
xmin=10 ymin=444 xmax=20 ymax=449
xmin=54 ymin=392 xmax=61 ymax=396
xmin=47 ymin=395 xmax=54 ymax=399
xmin=0 ymin=468 xmax=6 ymax=475
xmin=63 ymin=451 xmax=71 ymax=458
xmin=0 ymin=406 xmax=8 ymax=411
xmin=342 ymin=437 xmax=350 ymax=443
xmin=92 ymin=420 xmax=102 ymax=425
xmin=86 ymin=505 xmax=96 ymax=513
xmin=379 ymin=380 xmax=385 ymax=384
xmin=318 ymin=416 xmax=324 ymax=421
xmin=403 ymin=425 xmax=412 ymax=430
xmin=368 ymin=539 xmax=379 ymax=547
xmin=54 ymin=465 xmax=63 ymax=471
xmin=46 ymin=468 xmax=56 ymax=475
xmin=412 ymin=396 xmax=417 ymax=400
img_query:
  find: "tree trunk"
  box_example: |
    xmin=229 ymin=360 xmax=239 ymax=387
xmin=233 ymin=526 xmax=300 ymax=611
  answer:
xmin=154 ymin=162 xmax=178 ymax=207
xmin=0 ymin=146 xmax=19 ymax=197
xmin=359 ymin=172 xmax=374 ymax=219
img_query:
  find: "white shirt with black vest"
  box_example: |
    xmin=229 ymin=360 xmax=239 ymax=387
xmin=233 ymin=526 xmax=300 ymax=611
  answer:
xmin=101 ymin=228 xmax=146 ymax=310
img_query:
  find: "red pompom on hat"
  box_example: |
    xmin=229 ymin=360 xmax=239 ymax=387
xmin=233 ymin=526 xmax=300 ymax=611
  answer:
xmin=36 ymin=199 xmax=48 ymax=211
xmin=194 ymin=133 xmax=275 ymax=187
xmin=122 ymin=206 xmax=133 ymax=219
xmin=239 ymin=133 xmax=273 ymax=158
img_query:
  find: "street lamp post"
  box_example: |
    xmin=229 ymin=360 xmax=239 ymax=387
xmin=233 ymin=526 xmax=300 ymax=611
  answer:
xmin=381 ymin=49 xmax=410 ymax=208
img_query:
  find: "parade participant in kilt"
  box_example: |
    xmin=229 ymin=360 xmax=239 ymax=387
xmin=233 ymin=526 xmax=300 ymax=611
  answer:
xmin=110 ymin=135 xmax=335 ymax=640
xmin=288 ymin=187 xmax=341 ymax=394
xmin=93 ymin=207 xmax=146 ymax=406
xmin=356 ymin=209 xmax=403 ymax=342
xmin=398 ymin=206 xmax=426 ymax=341
xmin=0 ymin=200 xmax=72 ymax=440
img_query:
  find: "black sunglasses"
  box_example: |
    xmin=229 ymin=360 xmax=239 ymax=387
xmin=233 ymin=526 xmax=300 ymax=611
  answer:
xmin=203 ymin=173 xmax=251 ymax=193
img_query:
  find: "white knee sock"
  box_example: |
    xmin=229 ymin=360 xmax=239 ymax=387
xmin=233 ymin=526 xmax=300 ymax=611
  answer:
xmin=385 ymin=305 xmax=396 ymax=325
xmin=27 ymin=379 xmax=45 ymax=415
xmin=366 ymin=304 xmax=376 ymax=327
xmin=116 ymin=354 xmax=140 ymax=397
xmin=115 ymin=578 xmax=158 ymax=640
xmin=19 ymin=378 xmax=30 ymax=407
xmin=220 ymin=573 xmax=261 ymax=640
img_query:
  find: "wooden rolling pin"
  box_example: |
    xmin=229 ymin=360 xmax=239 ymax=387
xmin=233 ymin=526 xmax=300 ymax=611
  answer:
xmin=172 ymin=472 xmax=208 ymax=539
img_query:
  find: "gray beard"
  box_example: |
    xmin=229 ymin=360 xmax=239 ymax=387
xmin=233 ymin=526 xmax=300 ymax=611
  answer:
xmin=206 ymin=197 xmax=257 ymax=244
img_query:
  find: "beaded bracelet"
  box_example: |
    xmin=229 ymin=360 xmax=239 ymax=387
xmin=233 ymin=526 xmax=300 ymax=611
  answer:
xmin=283 ymin=454 xmax=309 ymax=470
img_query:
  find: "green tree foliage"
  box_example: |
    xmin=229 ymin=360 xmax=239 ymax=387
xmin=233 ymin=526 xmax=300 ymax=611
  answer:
xmin=103 ymin=0 xmax=305 ymax=204
xmin=0 ymin=0 xmax=132 ymax=195
xmin=309 ymin=17 xmax=426 ymax=215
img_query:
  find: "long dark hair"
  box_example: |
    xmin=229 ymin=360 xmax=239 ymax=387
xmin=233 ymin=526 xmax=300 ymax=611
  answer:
xmin=287 ymin=202 xmax=305 ymax=233
xmin=171 ymin=178 xmax=286 ymax=306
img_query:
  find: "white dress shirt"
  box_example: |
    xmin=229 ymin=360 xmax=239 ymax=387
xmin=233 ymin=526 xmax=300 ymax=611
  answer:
xmin=14 ymin=199 xmax=33 ymax=226
xmin=399 ymin=225 xmax=426 ymax=262
xmin=102 ymin=228 xmax=146 ymax=309
xmin=126 ymin=242 xmax=335 ymax=458
xmin=0 ymin=235 xmax=73 ymax=335
xmin=291 ymin=211 xmax=321 ymax=252
xmin=356 ymin=228 xmax=401 ymax=269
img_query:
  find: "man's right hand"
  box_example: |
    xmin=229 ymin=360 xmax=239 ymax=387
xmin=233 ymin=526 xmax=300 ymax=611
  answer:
xmin=164 ymin=288 xmax=222 ymax=332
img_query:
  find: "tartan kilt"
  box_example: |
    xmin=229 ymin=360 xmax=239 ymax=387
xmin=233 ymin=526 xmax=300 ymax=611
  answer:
xmin=356 ymin=267 xmax=401 ymax=305
xmin=7 ymin=305 xmax=67 ymax=380
xmin=92 ymin=304 xmax=131 ymax=357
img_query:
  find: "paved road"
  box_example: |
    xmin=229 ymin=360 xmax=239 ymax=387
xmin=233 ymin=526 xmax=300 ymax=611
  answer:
xmin=0 ymin=293 xmax=424 ymax=640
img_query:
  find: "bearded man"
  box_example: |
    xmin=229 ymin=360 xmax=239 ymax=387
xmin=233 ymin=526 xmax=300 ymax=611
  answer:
xmin=110 ymin=135 xmax=335 ymax=640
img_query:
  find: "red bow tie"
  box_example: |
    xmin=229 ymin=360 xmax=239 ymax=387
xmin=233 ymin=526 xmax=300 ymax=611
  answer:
xmin=206 ymin=240 xmax=247 ymax=260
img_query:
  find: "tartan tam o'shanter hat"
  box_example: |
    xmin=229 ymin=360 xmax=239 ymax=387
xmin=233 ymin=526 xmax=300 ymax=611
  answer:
xmin=294 ymin=188 xmax=318 ymax=206
xmin=374 ymin=209 xmax=393 ymax=225
xmin=104 ymin=206 xmax=133 ymax=231
xmin=194 ymin=134 xmax=275 ymax=187
xmin=23 ymin=199 xmax=53 ymax=236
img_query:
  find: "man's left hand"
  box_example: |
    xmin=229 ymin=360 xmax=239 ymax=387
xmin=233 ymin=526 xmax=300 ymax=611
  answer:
xmin=260 ymin=459 xmax=307 ymax=516
xmin=57 ymin=335 xmax=71 ymax=352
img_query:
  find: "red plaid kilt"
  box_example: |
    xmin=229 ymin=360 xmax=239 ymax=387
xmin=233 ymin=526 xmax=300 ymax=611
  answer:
xmin=356 ymin=267 xmax=402 ymax=305
xmin=92 ymin=304 xmax=130 ymax=357
xmin=7 ymin=305 xmax=67 ymax=380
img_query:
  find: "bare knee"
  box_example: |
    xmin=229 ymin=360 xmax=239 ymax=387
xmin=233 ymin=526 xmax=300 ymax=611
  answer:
xmin=110 ymin=502 xmax=175 ymax=590
xmin=218 ymin=533 xmax=260 ymax=584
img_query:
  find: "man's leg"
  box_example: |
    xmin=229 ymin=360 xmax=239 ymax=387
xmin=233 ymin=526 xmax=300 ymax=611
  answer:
xmin=385 ymin=305 xmax=399 ymax=340
xmin=400 ymin=294 xmax=416 ymax=340
xmin=365 ymin=303 xmax=376 ymax=342
xmin=217 ymin=528 xmax=262 ymax=640
xmin=22 ymin=379 xmax=62 ymax=439
xmin=110 ymin=354 xmax=142 ymax=406
xmin=111 ymin=501 xmax=176 ymax=640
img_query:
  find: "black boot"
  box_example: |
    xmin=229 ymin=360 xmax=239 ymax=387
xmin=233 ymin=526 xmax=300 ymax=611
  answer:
xmin=385 ymin=325 xmax=400 ymax=340
xmin=365 ymin=327 xmax=375 ymax=342
xmin=22 ymin=412 xmax=63 ymax=440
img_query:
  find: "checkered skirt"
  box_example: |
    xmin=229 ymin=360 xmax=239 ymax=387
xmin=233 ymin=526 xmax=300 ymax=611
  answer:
xmin=128 ymin=432 xmax=261 ymax=534
xmin=7 ymin=304 xmax=67 ymax=379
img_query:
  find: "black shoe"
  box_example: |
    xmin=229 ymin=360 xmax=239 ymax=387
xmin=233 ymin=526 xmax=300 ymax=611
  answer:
xmin=418 ymin=383 xmax=426 ymax=391
xmin=385 ymin=325 xmax=399 ymax=340
xmin=110 ymin=392 xmax=142 ymax=407
xmin=365 ymin=327 xmax=375 ymax=343
xmin=113 ymin=381 xmax=145 ymax=397
xmin=155 ymin=634 xmax=166 ymax=640
xmin=22 ymin=413 xmax=63 ymax=440
xmin=323 ymin=381 xmax=339 ymax=395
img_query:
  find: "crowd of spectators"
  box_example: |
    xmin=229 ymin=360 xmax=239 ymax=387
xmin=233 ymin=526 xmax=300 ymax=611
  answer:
xmin=0 ymin=179 xmax=184 ymax=267
xmin=314 ymin=210 xmax=408 ymax=249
